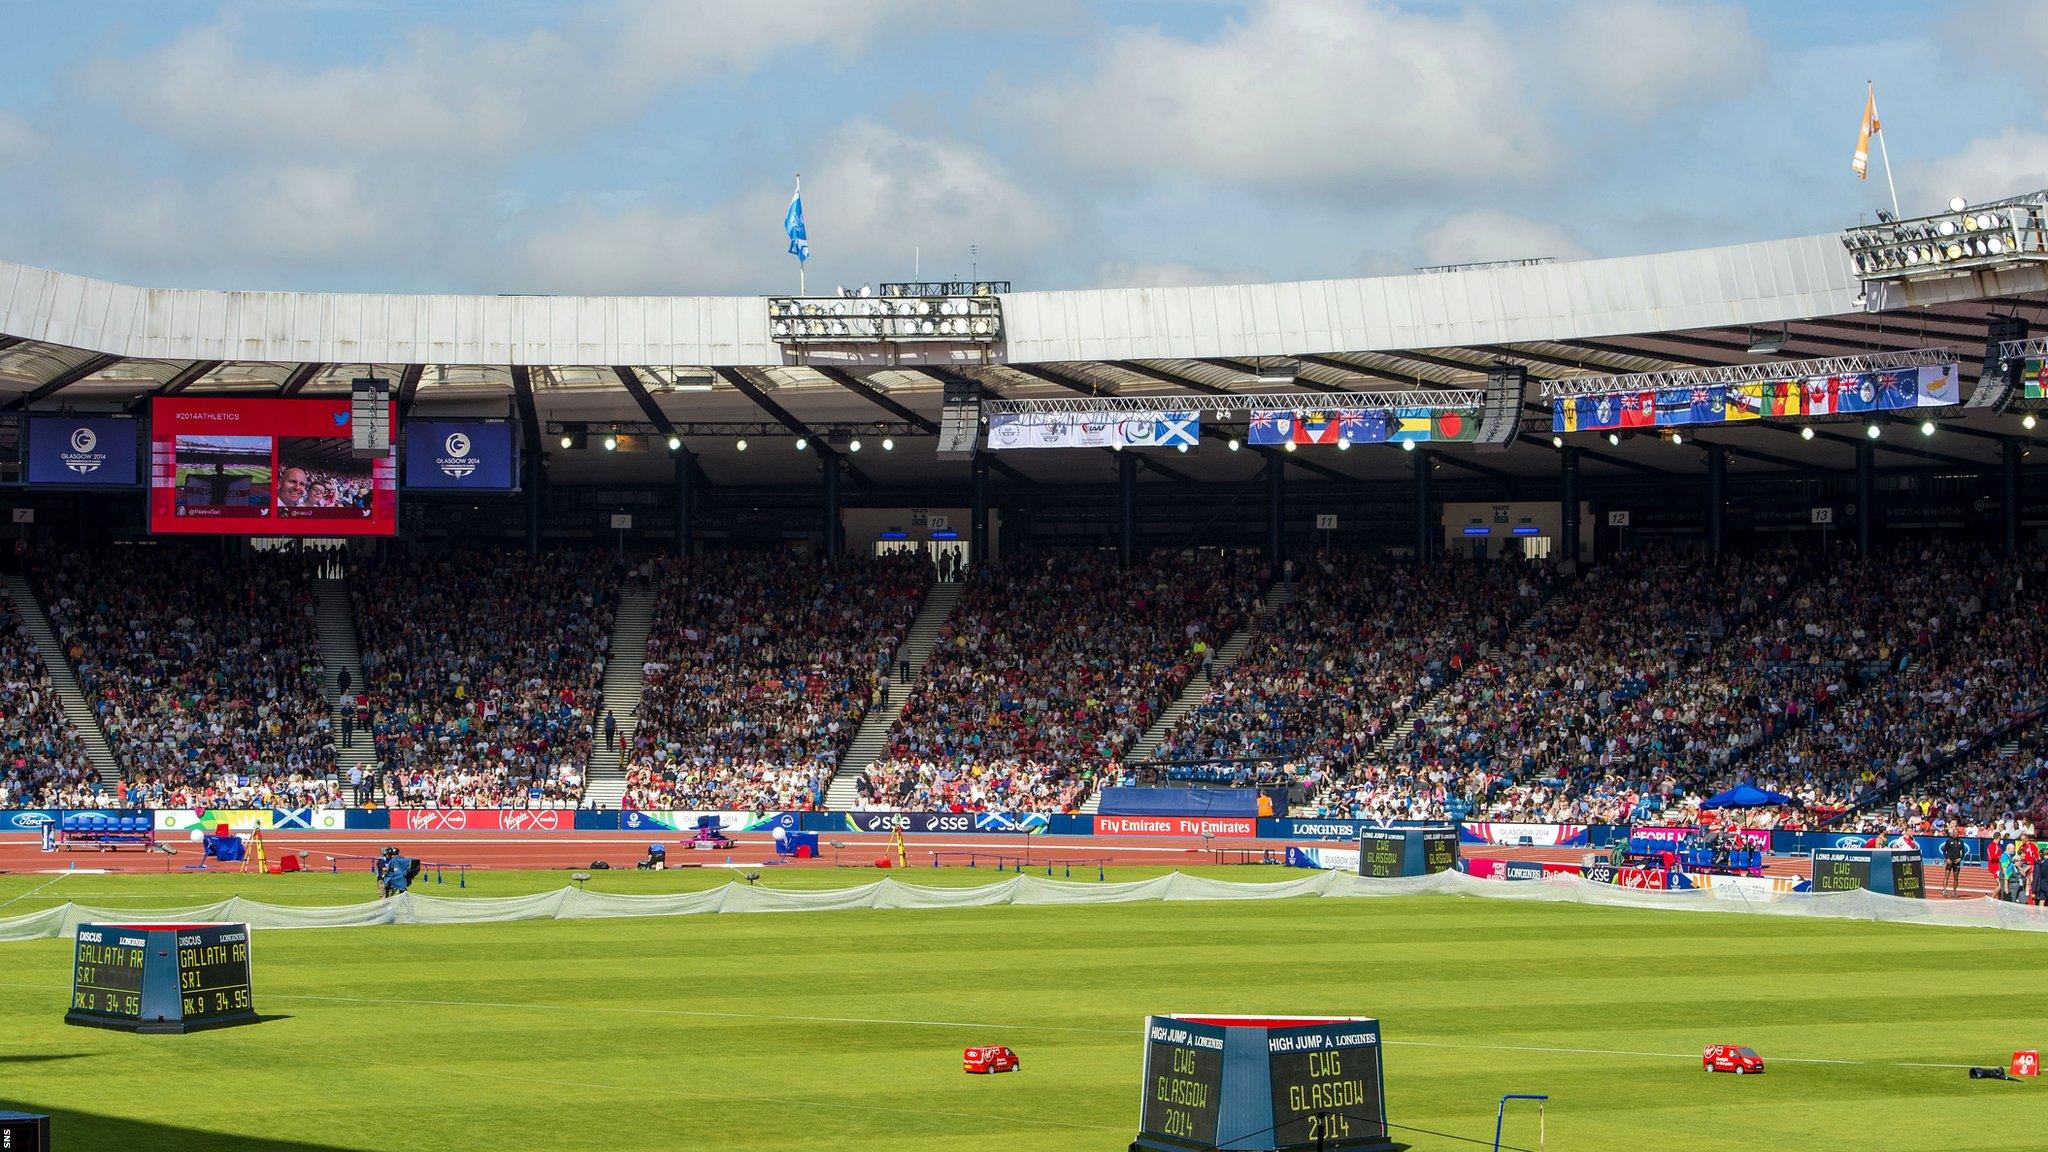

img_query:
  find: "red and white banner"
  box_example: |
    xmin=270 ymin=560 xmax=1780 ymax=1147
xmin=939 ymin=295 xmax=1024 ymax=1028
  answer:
xmin=387 ymin=809 xmax=573 ymax=833
xmin=1092 ymin=815 xmax=1256 ymax=839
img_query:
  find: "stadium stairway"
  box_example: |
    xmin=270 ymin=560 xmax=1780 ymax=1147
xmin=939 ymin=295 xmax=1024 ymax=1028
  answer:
xmin=581 ymin=575 xmax=658 ymax=809
xmin=312 ymin=575 xmax=379 ymax=793
xmin=2 ymin=573 xmax=122 ymax=789
xmin=1077 ymin=580 xmax=1298 ymax=815
xmin=821 ymin=580 xmax=965 ymax=810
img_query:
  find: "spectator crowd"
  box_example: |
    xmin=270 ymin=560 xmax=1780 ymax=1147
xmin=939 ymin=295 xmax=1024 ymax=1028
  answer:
xmin=36 ymin=545 xmax=340 ymax=810
xmin=354 ymin=549 xmax=621 ymax=808
xmin=860 ymin=550 xmax=1259 ymax=813
xmin=622 ymin=553 xmax=928 ymax=812
xmin=0 ymin=598 xmax=99 ymax=808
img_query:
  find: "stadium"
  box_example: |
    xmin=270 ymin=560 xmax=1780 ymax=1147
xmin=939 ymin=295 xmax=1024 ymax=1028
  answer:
xmin=2 ymin=5 xmax=2047 ymax=1151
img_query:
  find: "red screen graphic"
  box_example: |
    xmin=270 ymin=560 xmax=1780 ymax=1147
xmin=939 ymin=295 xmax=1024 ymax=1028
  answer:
xmin=149 ymin=398 xmax=397 ymax=536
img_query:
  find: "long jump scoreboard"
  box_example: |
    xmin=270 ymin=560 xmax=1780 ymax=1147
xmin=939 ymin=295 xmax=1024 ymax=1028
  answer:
xmin=1358 ymin=827 xmax=1459 ymax=879
xmin=1136 ymin=1015 xmax=1393 ymax=1152
xmin=65 ymin=922 xmax=257 ymax=1034
xmin=1809 ymin=848 xmax=1925 ymax=898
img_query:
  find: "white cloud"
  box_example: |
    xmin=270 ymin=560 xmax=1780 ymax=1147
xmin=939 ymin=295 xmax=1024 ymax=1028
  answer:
xmin=517 ymin=120 xmax=1057 ymax=294
xmin=1548 ymin=1 xmax=1765 ymax=122
xmin=1002 ymin=0 xmax=1548 ymax=195
xmin=1912 ymin=128 xmax=2048 ymax=208
xmin=1413 ymin=211 xmax=1588 ymax=267
xmin=92 ymin=1 xmax=1010 ymax=166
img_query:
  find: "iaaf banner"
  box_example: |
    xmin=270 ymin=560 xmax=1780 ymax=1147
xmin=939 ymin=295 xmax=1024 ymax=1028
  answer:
xmin=403 ymin=420 xmax=518 ymax=490
xmin=26 ymin=415 xmax=139 ymax=486
xmin=985 ymin=412 xmax=1198 ymax=451
xmin=387 ymin=809 xmax=576 ymax=832
xmin=155 ymin=808 xmax=348 ymax=832
xmin=1093 ymin=815 xmax=1255 ymax=838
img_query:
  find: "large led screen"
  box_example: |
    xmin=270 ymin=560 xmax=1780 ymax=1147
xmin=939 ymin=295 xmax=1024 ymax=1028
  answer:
xmin=26 ymin=415 xmax=140 ymax=486
xmin=402 ymin=419 xmax=518 ymax=490
xmin=149 ymin=398 xmax=397 ymax=536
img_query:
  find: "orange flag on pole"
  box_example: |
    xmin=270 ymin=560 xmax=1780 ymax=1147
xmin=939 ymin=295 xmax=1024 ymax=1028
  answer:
xmin=1853 ymin=83 xmax=1880 ymax=179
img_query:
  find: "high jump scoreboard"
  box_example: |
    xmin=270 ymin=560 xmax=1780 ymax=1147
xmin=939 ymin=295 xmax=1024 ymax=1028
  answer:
xmin=1136 ymin=1015 xmax=1392 ymax=1152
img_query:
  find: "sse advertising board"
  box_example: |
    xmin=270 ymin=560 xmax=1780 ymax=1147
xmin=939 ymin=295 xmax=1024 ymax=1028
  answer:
xmin=403 ymin=419 xmax=518 ymax=490
xmin=149 ymin=398 xmax=397 ymax=536
xmin=26 ymin=415 xmax=139 ymax=486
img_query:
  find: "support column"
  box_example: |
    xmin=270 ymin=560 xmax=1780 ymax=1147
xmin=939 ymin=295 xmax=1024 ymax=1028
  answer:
xmin=2006 ymin=437 xmax=2023 ymax=558
xmin=1413 ymin=448 xmax=1434 ymax=564
xmin=970 ymin=452 xmax=990 ymax=566
xmin=672 ymin=447 xmax=694 ymax=558
xmin=1706 ymin=443 xmax=1726 ymax=560
xmin=1855 ymin=440 xmax=1874 ymax=555
xmin=1266 ymin=457 xmax=1284 ymax=569
xmin=821 ymin=450 xmax=842 ymax=558
xmin=524 ymin=451 xmax=543 ymax=557
xmin=1559 ymin=447 xmax=1580 ymax=566
xmin=1118 ymin=452 xmax=1138 ymax=568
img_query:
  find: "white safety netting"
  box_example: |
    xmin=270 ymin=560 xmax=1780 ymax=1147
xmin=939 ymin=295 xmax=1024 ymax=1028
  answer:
xmin=3 ymin=870 xmax=2045 ymax=943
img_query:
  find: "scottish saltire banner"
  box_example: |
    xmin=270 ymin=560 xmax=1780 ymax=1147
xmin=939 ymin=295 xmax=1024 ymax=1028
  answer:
xmin=1552 ymin=364 xmax=1962 ymax=430
xmin=987 ymin=412 xmax=1198 ymax=450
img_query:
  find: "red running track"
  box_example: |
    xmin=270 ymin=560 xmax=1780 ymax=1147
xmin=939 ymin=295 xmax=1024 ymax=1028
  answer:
xmin=0 ymin=833 xmax=2006 ymax=898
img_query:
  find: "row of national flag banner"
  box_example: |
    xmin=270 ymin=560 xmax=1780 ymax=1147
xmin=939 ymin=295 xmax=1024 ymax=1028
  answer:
xmin=984 ymin=407 xmax=1481 ymax=450
xmin=2027 ymin=358 xmax=2047 ymax=401
xmin=1551 ymin=364 xmax=1960 ymax=434
xmin=1249 ymin=407 xmax=1476 ymax=445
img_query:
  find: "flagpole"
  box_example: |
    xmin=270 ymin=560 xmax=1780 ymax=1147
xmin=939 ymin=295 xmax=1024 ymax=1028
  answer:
xmin=794 ymin=174 xmax=806 ymax=295
xmin=1871 ymin=83 xmax=1900 ymax=218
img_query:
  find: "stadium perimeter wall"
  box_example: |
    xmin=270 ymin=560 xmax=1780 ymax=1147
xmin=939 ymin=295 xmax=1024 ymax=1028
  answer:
xmin=0 ymin=808 xmax=2005 ymax=861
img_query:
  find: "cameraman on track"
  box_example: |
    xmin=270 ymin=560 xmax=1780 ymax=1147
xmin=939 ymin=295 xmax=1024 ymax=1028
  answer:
xmin=377 ymin=846 xmax=419 ymax=899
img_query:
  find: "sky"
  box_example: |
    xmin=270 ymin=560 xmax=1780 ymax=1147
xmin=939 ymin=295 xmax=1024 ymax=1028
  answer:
xmin=0 ymin=0 xmax=2044 ymax=297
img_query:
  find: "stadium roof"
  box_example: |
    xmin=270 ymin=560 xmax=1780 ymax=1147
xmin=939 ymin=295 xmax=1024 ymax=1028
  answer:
xmin=2 ymin=229 xmax=2046 ymax=488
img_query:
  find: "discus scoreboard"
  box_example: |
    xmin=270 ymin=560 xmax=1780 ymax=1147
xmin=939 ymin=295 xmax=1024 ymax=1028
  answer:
xmin=1358 ymin=826 xmax=1459 ymax=878
xmin=66 ymin=922 xmax=257 ymax=1034
xmin=1136 ymin=1015 xmax=1391 ymax=1152
xmin=1809 ymin=848 xmax=1925 ymax=898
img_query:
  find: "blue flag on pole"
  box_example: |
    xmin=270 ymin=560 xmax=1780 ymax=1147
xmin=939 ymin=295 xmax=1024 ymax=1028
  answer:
xmin=784 ymin=179 xmax=809 ymax=264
